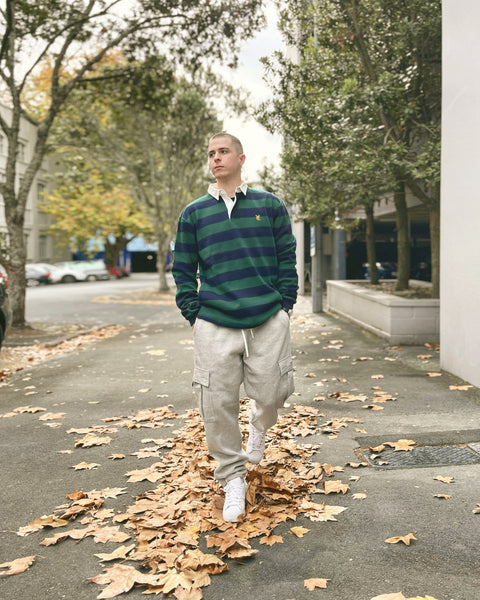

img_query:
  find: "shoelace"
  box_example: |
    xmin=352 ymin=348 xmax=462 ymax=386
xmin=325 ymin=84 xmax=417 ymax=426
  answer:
xmin=224 ymin=480 xmax=246 ymax=506
xmin=249 ymin=425 xmax=265 ymax=451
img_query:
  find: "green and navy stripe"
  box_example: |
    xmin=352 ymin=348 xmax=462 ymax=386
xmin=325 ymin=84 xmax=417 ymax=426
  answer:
xmin=173 ymin=187 xmax=298 ymax=329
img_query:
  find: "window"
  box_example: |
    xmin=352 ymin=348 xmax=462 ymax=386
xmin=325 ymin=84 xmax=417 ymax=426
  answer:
xmin=39 ymin=235 xmax=48 ymax=259
xmin=17 ymin=141 xmax=26 ymax=162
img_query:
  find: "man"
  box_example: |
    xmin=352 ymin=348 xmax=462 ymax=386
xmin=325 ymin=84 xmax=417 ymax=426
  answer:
xmin=172 ymin=132 xmax=298 ymax=522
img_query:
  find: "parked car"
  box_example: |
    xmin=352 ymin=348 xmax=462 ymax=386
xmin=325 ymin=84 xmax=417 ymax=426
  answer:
xmin=362 ymin=262 xmax=397 ymax=280
xmin=0 ymin=272 xmax=12 ymax=349
xmin=49 ymin=262 xmax=89 ymax=284
xmin=26 ymin=264 xmax=52 ymax=286
xmin=71 ymin=259 xmax=112 ymax=281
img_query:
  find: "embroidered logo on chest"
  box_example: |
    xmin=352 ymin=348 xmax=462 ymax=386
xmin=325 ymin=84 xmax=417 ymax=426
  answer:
xmin=255 ymin=214 xmax=261 ymax=221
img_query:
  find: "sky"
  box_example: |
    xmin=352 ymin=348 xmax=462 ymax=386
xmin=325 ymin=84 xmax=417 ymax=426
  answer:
xmin=218 ymin=3 xmax=284 ymax=182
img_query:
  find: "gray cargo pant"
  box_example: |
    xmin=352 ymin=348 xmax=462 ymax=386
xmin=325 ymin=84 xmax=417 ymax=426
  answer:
xmin=192 ymin=309 xmax=294 ymax=484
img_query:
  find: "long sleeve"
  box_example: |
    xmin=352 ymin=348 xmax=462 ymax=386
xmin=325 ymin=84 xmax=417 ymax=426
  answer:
xmin=172 ymin=212 xmax=200 ymax=326
xmin=273 ymin=201 xmax=298 ymax=310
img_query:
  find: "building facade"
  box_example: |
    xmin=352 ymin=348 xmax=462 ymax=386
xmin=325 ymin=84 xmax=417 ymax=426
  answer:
xmin=0 ymin=105 xmax=62 ymax=265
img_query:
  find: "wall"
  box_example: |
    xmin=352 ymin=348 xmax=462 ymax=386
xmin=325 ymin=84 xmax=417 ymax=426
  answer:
xmin=441 ymin=1 xmax=480 ymax=386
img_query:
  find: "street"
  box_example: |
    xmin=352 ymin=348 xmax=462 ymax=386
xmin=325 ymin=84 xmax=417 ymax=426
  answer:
xmin=25 ymin=273 xmax=182 ymax=327
xmin=0 ymin=288 xmax=479 ymax=599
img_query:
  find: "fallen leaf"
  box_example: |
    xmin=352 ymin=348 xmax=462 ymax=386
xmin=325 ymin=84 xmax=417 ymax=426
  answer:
xmin=385 ymin=532 xmax=417 ymax=546
xmin=108 ymin=454 xmax=125 ymax=460
xmin=0 ymin=555 xmax=37 ymax=576
xmin=290 ymin=526 xmax=310 ymax=537
xmin=74 ymin=434 xmax=112 ymax=448
xmin=449 ymin=385 xmax=473 ymax=390
xmin=260 ymin=534 xmax=284 ymax=546
xmin=94 ymin=544 xmax=136 ymax=562
xmin=371 ymin=374 xmax=384 ymax=379
xmin=472 ymin=503 xmax=480 ymax=514
xmin=370 ymin=594 xmax=406 ymax=600
xmin=323 ymin=480 xmax=349 ymax=495
xmin=434 ymin=494 xmax=451 ymax=500
xmin=384 ymin=439 xmax=415 ymax=452
xmin=353 ymin=493 xmax=367 ymax=500
xmin=433 ymin=475 xmax=454 ymax=484
xmin=72 ymin=462 xmax=100 ymax=470
xmin=426 ymin=372 xmax=441 ymax=377
xmin=304 ymin=578 xmax=330 ymax=590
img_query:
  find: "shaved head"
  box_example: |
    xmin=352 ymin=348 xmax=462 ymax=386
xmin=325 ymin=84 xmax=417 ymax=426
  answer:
xmin=209 ymin=132 xmax=243 ymax=155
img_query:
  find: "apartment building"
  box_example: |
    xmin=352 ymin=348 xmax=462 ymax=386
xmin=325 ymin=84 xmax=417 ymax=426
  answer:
xmin=0 ymin=104 xmax=62 ymax=264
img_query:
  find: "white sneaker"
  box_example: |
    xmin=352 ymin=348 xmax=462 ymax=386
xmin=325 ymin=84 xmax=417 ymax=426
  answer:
xmin=246 ymin=421 xmax=266 ymax=464
xmin=223 ymin=477 xmax=248 ymax=522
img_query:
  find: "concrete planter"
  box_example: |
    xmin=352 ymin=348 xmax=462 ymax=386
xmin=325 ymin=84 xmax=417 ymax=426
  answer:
xmin=326 ymin=280 xmax=439 ymax=345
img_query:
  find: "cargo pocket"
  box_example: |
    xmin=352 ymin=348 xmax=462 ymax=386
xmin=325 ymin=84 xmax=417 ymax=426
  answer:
xmin=277 ymin=355 xmax=295 ymax=406
xmin=192 ymin=367 xmax=216 ymax=423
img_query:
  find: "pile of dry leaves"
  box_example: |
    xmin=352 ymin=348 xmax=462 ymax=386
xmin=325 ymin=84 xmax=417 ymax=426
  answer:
xmin=6 ymin=401 xmax=351 ymax=598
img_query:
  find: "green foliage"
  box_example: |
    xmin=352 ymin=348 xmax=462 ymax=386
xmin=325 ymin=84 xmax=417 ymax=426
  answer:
xmin=42 ymin=53 xmax=221 ymax=271
xmin=257 ymin=0 xmax=441 ymax=221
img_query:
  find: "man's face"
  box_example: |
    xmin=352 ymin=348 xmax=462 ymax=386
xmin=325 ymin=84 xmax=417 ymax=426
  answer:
xmin=208 ymin=136 xmax=245 ymax=181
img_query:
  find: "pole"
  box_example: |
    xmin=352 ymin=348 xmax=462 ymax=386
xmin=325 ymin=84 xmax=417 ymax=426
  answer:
xmin=333 ymin=211 xmax=346 ymax=279
xmin=310 ymin=224 xmax=323 ymax=312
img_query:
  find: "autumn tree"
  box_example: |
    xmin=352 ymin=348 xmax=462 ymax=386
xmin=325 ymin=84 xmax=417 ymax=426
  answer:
xmin=43 ymin=54 xmax=222 ymax=291
xmin=258 ymin=0 xmax=441 ymax=295
xmin=0 ymin=0 xmax=264 ymax=326
xmin=40 ymin=156 xmax=154 ymax=267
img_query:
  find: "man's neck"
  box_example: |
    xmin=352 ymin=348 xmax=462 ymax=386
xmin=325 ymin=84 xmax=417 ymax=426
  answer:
xmin=214 ymin=178 xmax=242 ymax=198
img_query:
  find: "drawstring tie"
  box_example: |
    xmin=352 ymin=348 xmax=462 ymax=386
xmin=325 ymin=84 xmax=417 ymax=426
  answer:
xmin=241 ymin=329 xmax=255 ymax=358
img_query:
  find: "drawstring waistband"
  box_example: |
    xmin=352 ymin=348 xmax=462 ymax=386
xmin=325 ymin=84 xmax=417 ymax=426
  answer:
xmin=241 ymin=329 xmax=255 ymax=358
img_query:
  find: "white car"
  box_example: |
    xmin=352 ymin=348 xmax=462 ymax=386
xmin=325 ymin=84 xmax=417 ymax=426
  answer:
xmin=38 ymin=262 xmax=88 ymax=284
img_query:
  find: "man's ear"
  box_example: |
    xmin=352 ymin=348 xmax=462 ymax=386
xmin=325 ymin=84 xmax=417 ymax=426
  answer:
xmin=239 ymin=153 xmax=246 ymax=167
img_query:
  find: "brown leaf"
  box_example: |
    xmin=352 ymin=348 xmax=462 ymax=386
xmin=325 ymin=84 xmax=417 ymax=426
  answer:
xmin=87 ymin=564 xmax=158 ymax=598
xmin=473 ymin=503 xmax=480 ymax=514
xmin=434 ymin=494 xmax=451 ymax=500
xmin=449 ymin=384 xmax=473 ymax=390
xmin=433 ymin=475 xmax=454 ymax=484
xmin=74 ymin=433 xmax=112 ymax=448
xmin=304 ymin=578 xmax=330 ymax=590
xmin=17 ymin=514 xmax=69 ymax=536
xmin=94 ymin=544 xmax=136 ymax=562
xmin=323 ymin=480 xmax=350 ymax=495
xmin=0 ymin=555 xmax=37 ymax=576
xmin=72 ymin=462 xmax=100 ymax=470
xmin=352 ymin=493 xmax=367 ymax=500
xmin=384 ymin=439 xmax=415 ymax=452
xmin=290 ymin=526 xmax=310 ymax=537
xmin=384 ymin=532 xmax=417 ymax=546
xmin=38 ymin=412 xmax=66 ymax=421
xmin=260 ymin=534 xmax=284 ymax=546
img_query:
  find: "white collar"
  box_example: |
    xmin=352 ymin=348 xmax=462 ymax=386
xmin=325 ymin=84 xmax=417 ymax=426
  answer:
xmin=208 ymin=181 xmax=248 ymax=200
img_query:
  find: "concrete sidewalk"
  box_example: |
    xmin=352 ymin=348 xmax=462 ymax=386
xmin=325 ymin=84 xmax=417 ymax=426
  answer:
xmin=0 ymin=294 xmax=479 ymax=600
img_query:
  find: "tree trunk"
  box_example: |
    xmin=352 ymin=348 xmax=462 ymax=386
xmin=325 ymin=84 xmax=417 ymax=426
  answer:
xmin=429 ymin=203 xmax=440 ymax=298
xmin=156 ymin=235 xmax=170 ymax=292
xmin=7 ymin=220 xmax=27 ymax=327
xmin=365 ymin=202 xmax=378 ymax=284
xmin=393 ymin=182 xmax=410 ymax=291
